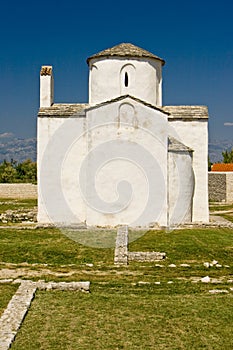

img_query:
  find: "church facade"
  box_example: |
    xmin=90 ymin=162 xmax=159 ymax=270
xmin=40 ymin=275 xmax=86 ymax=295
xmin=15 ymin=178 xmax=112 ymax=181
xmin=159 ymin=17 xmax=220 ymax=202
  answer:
xmin=37 ymin=43 xmax=209 ymax=228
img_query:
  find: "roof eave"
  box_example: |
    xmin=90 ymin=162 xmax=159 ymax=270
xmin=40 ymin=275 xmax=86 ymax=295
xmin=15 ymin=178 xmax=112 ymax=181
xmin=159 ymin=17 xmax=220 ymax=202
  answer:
xmin=87 ymin=54 xmax=165 ymax=66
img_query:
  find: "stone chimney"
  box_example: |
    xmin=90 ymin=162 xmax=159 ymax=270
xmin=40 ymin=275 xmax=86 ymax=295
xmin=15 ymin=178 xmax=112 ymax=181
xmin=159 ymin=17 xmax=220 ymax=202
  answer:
xmin=40 ymin=66 xmax=54 ymax=107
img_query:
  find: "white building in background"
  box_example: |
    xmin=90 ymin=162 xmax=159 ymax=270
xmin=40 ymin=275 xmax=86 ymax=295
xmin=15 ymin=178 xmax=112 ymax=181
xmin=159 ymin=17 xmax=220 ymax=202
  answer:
xmin=37 ymin=43 xmax=209 ymax=228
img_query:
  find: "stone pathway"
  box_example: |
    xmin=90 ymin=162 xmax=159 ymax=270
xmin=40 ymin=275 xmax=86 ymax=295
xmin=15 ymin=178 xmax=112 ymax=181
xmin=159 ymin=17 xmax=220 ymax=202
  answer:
xmin=184 ymin=215 xmax=233 ymax=228
xmin=210 ymin=209 xmax=233 ymax=215
xmin=209 ymin=214 xmax=233 ymax=223
xmin=0 ymin=280 xmax=90 ymax=350
xmin=0 ymin=280 xmax=36 ymax=350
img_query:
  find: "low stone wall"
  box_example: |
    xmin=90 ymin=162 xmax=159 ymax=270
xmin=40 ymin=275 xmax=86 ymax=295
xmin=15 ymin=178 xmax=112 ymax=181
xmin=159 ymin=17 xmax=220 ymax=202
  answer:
xmin=114 ymin=225 xmax=128 ymax=265
xmin=128 ymin=252 xmax=166 ymax=262
xmin=208 ymin=172 xmax=233 ymax=203
xmin=0 ymin=183 xmax=37 ymax=199
xmin=114 ymin=226 xmax=166 ymax=265
xmin=208 ymin=173 xmax=226 ymax=202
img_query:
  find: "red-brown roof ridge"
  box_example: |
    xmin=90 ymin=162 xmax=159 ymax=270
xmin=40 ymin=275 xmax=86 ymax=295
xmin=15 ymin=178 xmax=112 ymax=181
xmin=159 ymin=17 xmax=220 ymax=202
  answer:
xmin=211 ymin=163 xmax=233 ymax=172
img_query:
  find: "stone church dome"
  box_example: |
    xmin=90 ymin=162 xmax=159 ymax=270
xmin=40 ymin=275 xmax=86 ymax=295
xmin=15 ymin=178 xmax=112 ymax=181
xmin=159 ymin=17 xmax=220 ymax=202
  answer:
xmin=88 ymin=43 xmax=165 ymax=106
xmin=87 ymin=43 xmax=165 ymax=65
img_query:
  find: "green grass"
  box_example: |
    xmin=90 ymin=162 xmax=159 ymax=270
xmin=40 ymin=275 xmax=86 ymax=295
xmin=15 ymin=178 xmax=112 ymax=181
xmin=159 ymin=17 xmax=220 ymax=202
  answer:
xmin=0 ymin=227 xmax=232 ymax=266
xmin=0 ymin=206 xmax=233 ymax=349
xmin=0 ymin=228 xmax=114 ymax=266
xmin=209 ymin=203 xmax=233 ymax=212
xmin=129 ymin=228 xmax=233 ymax=263
xmin=208 ymin=202 xmax=233 ymax=224
xmin=0 ymin=227 xmax=232 ymax=283
xmin=12 ymin=286 xmax=233 ymax=350
xmin=219 ymin=213 xmax=233 ymax=223
xmin=0 ymin=198 xmax=37 ymax=213
xmin=208 ymin=202 xmax=233 ymax=223
xmin=0 ymin=284 xmax=18 ymax=316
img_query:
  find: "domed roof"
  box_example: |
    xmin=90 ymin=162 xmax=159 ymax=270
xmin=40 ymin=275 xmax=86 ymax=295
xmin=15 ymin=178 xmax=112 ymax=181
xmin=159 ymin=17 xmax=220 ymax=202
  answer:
xmin=87 ymin=43 xmax=165 ymax=65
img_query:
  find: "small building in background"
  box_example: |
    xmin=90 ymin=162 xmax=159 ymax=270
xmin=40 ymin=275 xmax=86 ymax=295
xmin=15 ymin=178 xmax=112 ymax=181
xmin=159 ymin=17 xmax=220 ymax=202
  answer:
xmin=209 ymin=163 xmax=233 ymax=203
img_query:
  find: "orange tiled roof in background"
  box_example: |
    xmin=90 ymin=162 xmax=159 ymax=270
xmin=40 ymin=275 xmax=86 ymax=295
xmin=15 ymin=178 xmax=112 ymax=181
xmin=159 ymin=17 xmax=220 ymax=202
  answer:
xmin=211 ymin=163 xmax=233 ymax=171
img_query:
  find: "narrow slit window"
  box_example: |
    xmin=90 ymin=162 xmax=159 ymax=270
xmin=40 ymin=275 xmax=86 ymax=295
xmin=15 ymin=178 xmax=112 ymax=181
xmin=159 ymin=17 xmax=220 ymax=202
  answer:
xmin=124 ymin=72 xmax=129 ymax=87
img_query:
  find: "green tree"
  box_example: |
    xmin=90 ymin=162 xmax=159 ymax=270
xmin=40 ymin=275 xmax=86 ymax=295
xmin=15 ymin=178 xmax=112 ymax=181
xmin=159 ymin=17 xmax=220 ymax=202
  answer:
xmin=0 ymin=160 xmax=17 ymax=183
xmin=0 ymin=159 xmax=37 ymax=183
xmin=222 ymin=148 xmax=233 ymax=163
xmin=16 ymin=159 xmax=37 ymax=183
xmin=208 ymin=156 xmax=212 ymax=171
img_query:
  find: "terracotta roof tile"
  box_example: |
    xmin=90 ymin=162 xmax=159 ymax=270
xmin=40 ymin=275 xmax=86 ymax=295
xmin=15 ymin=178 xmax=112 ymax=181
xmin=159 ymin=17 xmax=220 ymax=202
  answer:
xmin=211 ymin=163 xmax=233 ymax=172
xmin=87 ymin=43 xmax=165 ymax=65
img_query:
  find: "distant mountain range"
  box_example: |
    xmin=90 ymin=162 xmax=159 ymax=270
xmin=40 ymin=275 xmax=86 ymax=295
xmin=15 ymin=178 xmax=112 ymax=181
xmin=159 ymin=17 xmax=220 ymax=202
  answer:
xmin=208 ymin=139 xmax=233 ymax=163
xmin=0 ymin=136 xmax=36 ymax=163
xmin=0 ymin=134 xmax=232 ymax=164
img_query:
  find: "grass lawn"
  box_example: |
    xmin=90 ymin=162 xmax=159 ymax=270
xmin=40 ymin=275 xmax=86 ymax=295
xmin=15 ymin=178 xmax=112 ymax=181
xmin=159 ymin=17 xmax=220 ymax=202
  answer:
xmin=11 ymin=287 xmax=233 ymax=350
xmin=0 ymin=198 xmax=37 ymax=213
xmin=219 ymin=213 xmax=233 ymax=223
xmin=0 ymin=227 xmax=232 ymax=277
xmin=0 ymin=227 xmax=233 ymax=349
xmin=0 ymin=198 xmax=233 ymax=349
xmin=209 ymin=203 xmax=233 ymax=223
xmin=0 ymin=284 xmax=18 ymax=316
xmin=209 ymin=203 xmax=233 ymax=212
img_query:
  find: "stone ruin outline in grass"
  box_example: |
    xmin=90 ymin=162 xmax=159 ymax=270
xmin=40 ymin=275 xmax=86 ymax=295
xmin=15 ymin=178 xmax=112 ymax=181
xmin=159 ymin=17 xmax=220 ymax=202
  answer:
xmin=114 ymin=225 xmax=166 ymax=265
xmin=0 ymin=280 xmax=90 ymax=350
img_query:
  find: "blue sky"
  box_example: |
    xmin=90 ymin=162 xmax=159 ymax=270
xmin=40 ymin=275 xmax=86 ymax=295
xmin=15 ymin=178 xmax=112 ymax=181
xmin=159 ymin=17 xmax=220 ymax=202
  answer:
xmin=0 ymin=0 xmax=233 ymax=140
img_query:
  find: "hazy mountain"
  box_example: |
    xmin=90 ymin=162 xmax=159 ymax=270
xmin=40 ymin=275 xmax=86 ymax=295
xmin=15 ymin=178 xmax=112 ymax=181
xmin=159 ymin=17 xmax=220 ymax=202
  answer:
xmin=209 ymin=139 xmax=233 ymax=163
xmin=0 ymin=134 xmax=232 ymax=164
xmin=0 ymin=135 xmax=36 ymax=163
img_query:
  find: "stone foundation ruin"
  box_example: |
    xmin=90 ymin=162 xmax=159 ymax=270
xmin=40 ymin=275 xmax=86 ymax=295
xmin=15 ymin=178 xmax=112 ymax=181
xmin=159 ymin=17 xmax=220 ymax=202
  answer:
xmin=114 ymin=226 xmax=166 ymax=265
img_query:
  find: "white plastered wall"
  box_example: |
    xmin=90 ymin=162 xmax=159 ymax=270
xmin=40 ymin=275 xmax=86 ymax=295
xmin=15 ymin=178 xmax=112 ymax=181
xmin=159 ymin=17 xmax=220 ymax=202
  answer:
xmin=168 ymin=119 xmax=209 ymax=222
xmin=89 ymin=57 xmax=162 ymax=106
xmin=85 ymin=97 xmax=168 ymax=227
xmin=226 ymin=173 xmax=233 ymax=203
xmin=37 ymin=117 xmax=87 ymax=224
xmin=168 ymin=151 xmax=194 ymax=226
xmin=40 ymin=75 xmax=54 ymax=107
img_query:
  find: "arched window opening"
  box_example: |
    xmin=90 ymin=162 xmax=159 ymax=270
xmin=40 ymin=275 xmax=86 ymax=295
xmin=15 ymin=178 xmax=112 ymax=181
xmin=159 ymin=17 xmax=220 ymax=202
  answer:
xmin=124 ymin=72 xmax=129 ymax=87
xmin=120 ymin=64 xmax=135 ymax=94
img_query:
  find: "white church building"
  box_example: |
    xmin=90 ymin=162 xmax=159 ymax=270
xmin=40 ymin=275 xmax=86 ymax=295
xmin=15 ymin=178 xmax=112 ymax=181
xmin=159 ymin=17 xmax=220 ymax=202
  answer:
xmin=37 ymin=43 xmax=209 ymax=228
